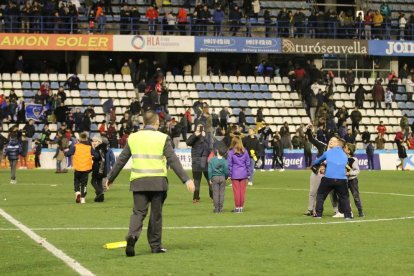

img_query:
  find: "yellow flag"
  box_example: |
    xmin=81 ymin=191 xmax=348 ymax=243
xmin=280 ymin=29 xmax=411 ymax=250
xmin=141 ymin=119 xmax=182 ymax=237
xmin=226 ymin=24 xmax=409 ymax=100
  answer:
xmin=103 ymin=241 xmax=127 ymax=249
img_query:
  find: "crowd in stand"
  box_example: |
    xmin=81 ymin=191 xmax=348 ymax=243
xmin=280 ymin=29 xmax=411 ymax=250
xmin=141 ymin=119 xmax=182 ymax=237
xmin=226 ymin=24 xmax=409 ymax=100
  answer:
xmin=1 ymin=0 xmax=414 ymax=39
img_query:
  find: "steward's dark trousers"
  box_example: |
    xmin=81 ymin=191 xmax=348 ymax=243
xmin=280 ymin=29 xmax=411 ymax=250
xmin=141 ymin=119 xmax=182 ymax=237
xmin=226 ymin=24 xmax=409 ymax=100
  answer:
xmin=315 ymin=177 xmax=352 ymax=218
xmin=348 ymin=178 xmax=363 ymax=212
xmin=74 ymin=171 xmax=90 ymax=197
xmin=128 ymin=191 xmax=167 ymax=250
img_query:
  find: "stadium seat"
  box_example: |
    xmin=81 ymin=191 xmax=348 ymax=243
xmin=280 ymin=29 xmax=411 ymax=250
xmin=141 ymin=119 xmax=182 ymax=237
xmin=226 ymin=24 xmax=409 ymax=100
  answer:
xmin=229 ymin=76 xmax=238 ymax=83
xmin=193 ymin=75 xmax=202 ymax=83
xmin=187 ymin=83 xmax=196 ymax=90
xmin=247 ymin=76 xmax=256 ymax=83
xmin=113 ymin=74 xmax=123 ymax=82
xmin=238 ymin=76 xmax=247 ymax=83
xmin=184 ymin=75 xmax=193 ymax=83
xmin=202 ymin=76 xmax=211 ymax=83
xmin=175 ymin=75 xmax=184 ymax=83
xmin=219 ymin=76 xmax=229 ymax=83
xmin=116 ymin=83 xmax=125 ymax=90
xmin=166 ymin=75 xmax=174 ymax=83
xmin=122 ymin=75 xmax=132 ymax=82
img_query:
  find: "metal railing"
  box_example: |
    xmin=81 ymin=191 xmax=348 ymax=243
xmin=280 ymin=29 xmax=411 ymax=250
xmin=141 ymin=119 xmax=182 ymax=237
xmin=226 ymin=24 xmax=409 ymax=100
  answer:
xmin=1 ymin=15 xmax=413 ymax=40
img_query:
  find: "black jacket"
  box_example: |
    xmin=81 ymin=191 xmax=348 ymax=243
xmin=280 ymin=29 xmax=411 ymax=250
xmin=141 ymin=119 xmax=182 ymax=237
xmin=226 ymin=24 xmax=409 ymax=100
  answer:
xmin=23 ymin=124 xmax=36 ymax=138
xmin=92 ymin=143 xmax=108 ymax=178
xmin=243 ymin=135 xmax=259 ymax=158
xmin=186 ymin=134 xmax=210 ymax=172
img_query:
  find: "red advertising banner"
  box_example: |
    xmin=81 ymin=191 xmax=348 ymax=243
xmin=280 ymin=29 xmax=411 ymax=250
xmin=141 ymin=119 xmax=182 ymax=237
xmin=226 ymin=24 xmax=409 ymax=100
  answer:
xmin=1 ymin=152 xmax=36 ymax=169
xmin=0 ymin=34 xmax=113 ymax=51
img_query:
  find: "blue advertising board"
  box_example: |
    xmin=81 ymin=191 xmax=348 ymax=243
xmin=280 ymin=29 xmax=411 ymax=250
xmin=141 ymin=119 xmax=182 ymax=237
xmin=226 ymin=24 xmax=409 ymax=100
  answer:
xmin=368 ymin=40 xmax=414 ymax=56
xmin=195 ymin=37 xmax=281 ymax=53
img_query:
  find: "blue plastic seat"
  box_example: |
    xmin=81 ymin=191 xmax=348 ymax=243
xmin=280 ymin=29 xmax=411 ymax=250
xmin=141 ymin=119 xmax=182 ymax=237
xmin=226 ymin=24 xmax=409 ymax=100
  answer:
xmin=239 ymin=100 xmax=248 ymax=107
xmin=224 ymin=84 xmax=233 ymax=91
xmin=260 ymin=84 xmax=269 ymax=91
xmin=83 ymin=98 xmax=91 ymax=105
xmin=232 ymin=84 xmax=241 ymax=91
xmin=50 ymin=82 xmax=59 ymax=89
xmin=199 ymin=91 xmax=208 ymax=98
xmin=196 ymin=83 xmax=205 ymax=90
xmin=251 ymin=84 xmax=260 ymax=92
xmin=209 ymin=92 xmax=218 ymax=98
xmin=242 ymin=84 xmax=250 ymax=91
xmin=80 ymin=90 xmax=89 ymax=98
xmin=79 ymin=82 xmax=87 ymax=89
xmin=233 ymin=108 xmax=241 ymax=115
xmin=31 ymin=82 xmax=40 ymax=89
xmin=229 ymin=100 xmax=238 ymax=107
xmin=22 ymin=82 xmax=31 ymax=89
xmin=205 ymin=83 xmax=214 ymax=91
xmin=215 ymin=83 xmax=223 ymax=90
xmin=218 ymin=92 xmax=226 ymax=98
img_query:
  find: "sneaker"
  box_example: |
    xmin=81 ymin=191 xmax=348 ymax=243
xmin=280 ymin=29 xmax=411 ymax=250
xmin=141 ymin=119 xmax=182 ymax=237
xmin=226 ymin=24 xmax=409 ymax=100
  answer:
xmin=239 ymin=207 xmax=244 ymax=213
xmin=358 ymin=211 xmax=365 ymax=217
xmin=94 ymin=193 xmax=105 ymax=202
xmin=279 ymin=168 xmax=285 ymax=172
xmin=151 ymin=248 xmax=167 ymax=254
xmin=304 ymin=210 xmax=313 ymax=216
xmin=80 ymin=197 xmax=86 ymax=204
xmin=231 ymin=208 xmax=240 ymax=213
xmin=10 ymin=179 xmax=16 ymax=184
xmin=345 ymin=217 xmax=354 ymax=220
xmin=125 ymin=236 xmax=137 ymax=257
xmin=75 ymin=192 xmax=81 ymax=203
xmin=260 ymin=169 xmax=265 ymax=172
xmin=192 ymin=199 xmax=200 ymax=204
xmin=332 ymin=212 xmax=344 ymax=218
xmin=248 ymin=182 xmax=253 ymax=186
xmin=269 ymin=169 xmax=274 ymax=172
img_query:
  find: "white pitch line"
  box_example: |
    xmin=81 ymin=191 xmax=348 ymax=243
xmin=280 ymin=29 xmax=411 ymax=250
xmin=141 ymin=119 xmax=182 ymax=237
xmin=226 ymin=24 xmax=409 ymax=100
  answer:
xmin=0 ymin=216 xmax=413 ymax=231
xmin=0 ymin=208 xmax=95 ymax=276
xmin=248 ymin=187 xmax=414 ymax=197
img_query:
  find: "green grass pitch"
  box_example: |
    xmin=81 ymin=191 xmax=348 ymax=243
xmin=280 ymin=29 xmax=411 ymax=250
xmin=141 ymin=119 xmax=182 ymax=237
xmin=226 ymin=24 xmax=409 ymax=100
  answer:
xmin=0 ymin=169 xmax=413 ymax=275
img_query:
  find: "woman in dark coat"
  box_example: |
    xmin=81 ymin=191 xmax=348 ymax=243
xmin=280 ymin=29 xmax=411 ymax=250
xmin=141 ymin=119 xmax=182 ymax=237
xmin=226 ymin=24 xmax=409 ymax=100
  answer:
xmin=396 ymin=139 xmax=408 ymax=171
xmin=186 ymin=124 xmax=211 ymax=203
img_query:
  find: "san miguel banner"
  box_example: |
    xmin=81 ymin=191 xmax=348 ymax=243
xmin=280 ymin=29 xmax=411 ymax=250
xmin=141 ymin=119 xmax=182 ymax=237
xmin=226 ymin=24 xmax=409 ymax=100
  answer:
xmin=0 ymin=34 xmax=113 ymax=51
xmin=368 ymin=40 xmax=414 ymax=56
xmin=282 ymin=38 xmax=368 ymax=55
xmin=113 ymin=35 xmax=195 ymax=52
xmin=195 ymin=37 xmax=281 ymax=53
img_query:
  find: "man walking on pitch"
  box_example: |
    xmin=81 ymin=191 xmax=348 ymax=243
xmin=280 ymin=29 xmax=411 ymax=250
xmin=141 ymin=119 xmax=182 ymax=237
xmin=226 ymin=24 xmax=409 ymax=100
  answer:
xmin=105 ymin=111 xmax=195 ymax=257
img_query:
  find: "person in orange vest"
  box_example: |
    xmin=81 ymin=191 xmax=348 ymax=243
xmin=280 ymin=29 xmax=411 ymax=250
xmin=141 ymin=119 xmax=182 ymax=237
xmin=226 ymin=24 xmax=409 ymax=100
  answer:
xmin=66 ymin=132 xmax=93 ymax=204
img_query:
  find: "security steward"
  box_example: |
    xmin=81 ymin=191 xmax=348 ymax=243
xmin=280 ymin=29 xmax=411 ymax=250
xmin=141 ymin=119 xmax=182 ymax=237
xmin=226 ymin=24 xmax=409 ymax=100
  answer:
xmin=105 ymin=111 xmax=195 ymax=257
xmin=312 ymin=137 xmax=353 ymax=219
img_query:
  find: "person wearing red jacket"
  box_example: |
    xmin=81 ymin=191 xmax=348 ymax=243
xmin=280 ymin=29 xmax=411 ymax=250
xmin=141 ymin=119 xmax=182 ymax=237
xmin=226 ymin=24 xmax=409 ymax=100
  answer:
xmin=146 ymin=5 xmax=159 ymax=35
xmin=177 ymin=7 xmax=188 ymax=35
xmin=377 ymin=121 xmax=387 ymax=136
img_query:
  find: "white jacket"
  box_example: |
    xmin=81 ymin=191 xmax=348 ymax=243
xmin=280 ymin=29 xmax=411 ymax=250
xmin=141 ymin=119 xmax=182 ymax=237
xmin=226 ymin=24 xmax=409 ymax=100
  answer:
xmin=252 ymin=0 xmax=261 ymax=14
xmin=399 ymin=17 xmax=407 ymax=28
xmin=406 ymin=79 xmax=414 ymax=93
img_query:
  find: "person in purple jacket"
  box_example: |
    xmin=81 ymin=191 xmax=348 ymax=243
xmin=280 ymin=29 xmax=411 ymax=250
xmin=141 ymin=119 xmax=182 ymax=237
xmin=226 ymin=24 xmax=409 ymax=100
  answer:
xmin=227 ymin=136 xmax=251 ymax=213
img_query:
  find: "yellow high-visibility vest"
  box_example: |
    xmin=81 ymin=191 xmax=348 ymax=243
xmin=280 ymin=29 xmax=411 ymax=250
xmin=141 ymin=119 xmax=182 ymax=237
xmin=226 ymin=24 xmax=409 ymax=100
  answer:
xmin=128 ymin=130 xmax=168 ymax=181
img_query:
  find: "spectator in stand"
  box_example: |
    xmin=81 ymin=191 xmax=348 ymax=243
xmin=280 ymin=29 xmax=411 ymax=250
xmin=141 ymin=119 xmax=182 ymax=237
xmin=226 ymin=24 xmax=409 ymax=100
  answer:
xmin=219 ymin=107 xmax=230 ymax=132
xmin=119 ymin=122 xmax=132 ymax=138
xmin=129 ymin=97 xmax=140 ymax=116
xmin=212 ymin=5 xmax=225 ymax=36
xmin=130 ymin=7 xmax=140 ymax=35
xmin=400 ymin=114 xmax=410 ymax=140
xmin=407 ymin=133 xmax=414 ymax=150
xmin=338 ymin=122 xmax=347 ymax=139
xmin=64 ymin=73 xmax=80 ymax=90
xmin=121 ymin=62 xmax=131 ymax=76
xmin=335 ymin=106 xmax=349 ymax=129
xmin=375 ymin=133 xmax=386 ymax=149
xmin=405 ymin=75 xmax=414 ymax=101
xmin=399 ymin=63 xmax=409 ymax=80
xmin=55 ymin=102 xmax=69 ymax=128
xmin=280 ymin=122 xmax=292 ymax=149
xmin=384 ymin=87 xmax=394 ymax=109
xmin=23 ymin=119 xmax=36 ymax=151
xmin=344 ymin=129 xmax=356 ymax=144
xmin=163 ymin=11 xmax=176 ymax=35
xmin=355 ymin=84 xmax=366 ymax=109
xmin=238 ymin=108 xmax=247 ymax=133
xmin=377 ymin=120 xmax=387 ymax=136
xmin=15 ymin=55 xmax=24 ymax=74
xmin=177 ymin=7 xmax=188 ymax=35
xmin=107 ymin=122 xmax=118 ymax=148
xmin=364 ymin=10 xmax=373 ymax=39
xmin=73 ymin=108 xmax=83 ymax=133
xmin=350 ymin=107 xmax=362 ymax=135
xmin=57 ymin=86 xmax=67 ymax=103
xmin=398 ymin=13 xmax=407 ymax=40
xmin=98 ymin=120 xmax=107 ymax=135
xmin=229 ymin=5 xmax=242 ymax=36
xmin=184 ymin=107 xmax=192 ymax=132
xmin=146 ymin=5 xmax=159 ymax=35
xmin=372 ymin=10 xmax=383 ymax=39
xmin=97 ymin=11 xmax=107 ymax=33
xmin=198 ymin=5 xmax=211 ymax=36
xmin=344 ymin=69 xmax=355 ymax=93
xmin=361 ymin=126 xmax=370 ymax=149
xmin=291 ymin=131 xmax=304 ymax=149
xmin=372 ymin=79 xmax=384 ymax=110
xmin=34 ymin=90 xmax=44 ymax=105
xmin=82 ymin=111 xmax=92 ymax=136
xmin=120 ymin=4 xmax=131 ymax=34
xmin=256 ymin=107 xmax=264 ymax=131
